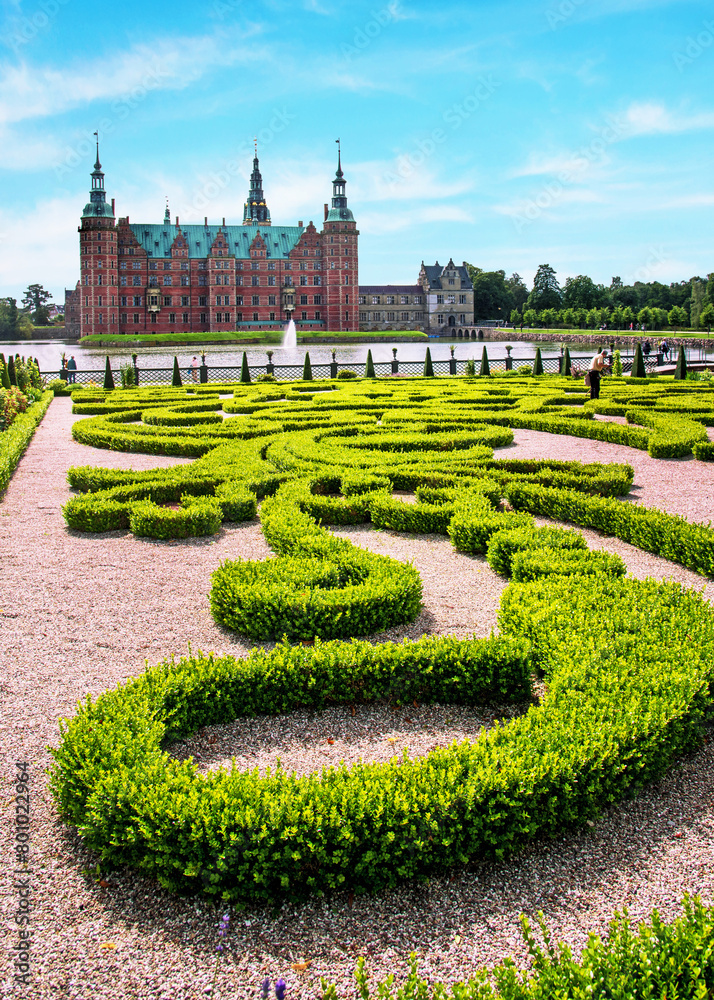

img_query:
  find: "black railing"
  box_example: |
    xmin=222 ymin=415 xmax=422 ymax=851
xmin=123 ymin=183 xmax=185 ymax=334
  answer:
xmin=58 ymin=349 xmax=693 ymax=387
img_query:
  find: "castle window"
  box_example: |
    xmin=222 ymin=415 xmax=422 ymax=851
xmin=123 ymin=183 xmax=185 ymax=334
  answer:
xmin=120 ymin=262 xmax=127 ymax=270
xmin=252 ymin=276 xmax=259 ymax=286
xmin=284 ymin=262 xmax=291 ymax=270
xmin=372 ymin=296 xmax=380 ymax=305
xmin=199 ymin=296 xmax=207 ymax=306
xmin=448 ymin=279 xmax=455 ymax=285
xmin=436 ymin=295 xmax=444 ymax=304
xmin=401 ymin=312 xmax=409 ymax=321
xmin=415 ymin=295 xmax=422 ymax=304
xmin=267 ymin=262 xmax=275 ymax=270
xmin=459 ymin=294 xmax=467 ymax=304
xmin=150 ymin=312 xmax=157 ymax=323
xmin=181 ymin=277 xmax=189 ymax=286
xmin=164 ymin=296 xmax=171 ymax=306
xmin=300 ymin=295 xmax=308 ymax=305
xmin=164 ymin=277 xmax=173 ymax=286
xmin=149 ymin=261 xmax=157 ymax=270
xmin=181 ymin=296 xmax=189 ymax=307
xmin=301 ymin=311 xmax=307 ymax=320
xmin=386 ymin=296 xmax=394 ymax=305
xmin=300 ymin=262 xmax=306 ymax=270
xmin=120 ymin=296 xmax=128 ymax=306
xmin=268 ymin=276 xmax=276 ymax=286
xmin=252 ymin=295 xmax=260 ymax=306
xmin=149 ymin=277 xmax=158 ymax=287
xmin=268 ymin=295 xmax=276 ymax=306
xmin=121 ymin=313 xmax=127 ymax=323
xmin=132 ymin=261 xmax=140 ymax=269
xmin=133 ymin=313 xmax=140 ymax=323
xmin=169 ymin=313 xmax=176 ymax=324
xmin=313 ymin=295 xmax=322 ymax=305
xmin=447 ymin=295 xmax=455 ymax=304
xmin=97 ymin=275 xmax=103 ymax=285
xmin=120 ymin=277 xmax=127 ymax=286
xmin=253 ymin=312 xmax=259 ymax=322
xmin=300 ymin=276 xmax=307 ymax=286
xmin=344 ymin=275 xmax=350 ymax=285
xmin=98 ymin=313 xmax=103 ymax=324
xmin=359 ymin=312 xmax=367 ymax=322
xmin=182 ymin=313 xmax=189 ymax=323
xmin=163 ymin=262 xmax=171 ymax=270
xmin=251 ymin=261 xmax=259 ymax=270
xmin=401 ymin=296 xmax=408 ymax=304
xmin=358 ymin=296 xmax=365 ymax=305
xmin=181 ymin=262 xmax=188 ymax=270
xmin=269 ymin=312 xmax=275 ymax=321
xmin=235 ymin=295 xmax=242 ymax=306
xmin=200 ymin=313 xmax=207 ymax=323
xmin=387 ymin=312 xmax=395 ymax=322
xmin=315 ymin=311 xmax=321 ymax=320
xmin=133 ymin=296 xmax=142 ymax=306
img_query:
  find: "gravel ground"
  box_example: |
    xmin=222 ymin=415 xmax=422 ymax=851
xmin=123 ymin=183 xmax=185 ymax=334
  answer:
xmin=1 ymin=397 xmax=713 ymax=1000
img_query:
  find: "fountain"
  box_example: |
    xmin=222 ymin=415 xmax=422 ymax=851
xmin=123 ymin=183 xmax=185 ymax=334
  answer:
xmin=282 ymin=318 xmax=296 ymax=349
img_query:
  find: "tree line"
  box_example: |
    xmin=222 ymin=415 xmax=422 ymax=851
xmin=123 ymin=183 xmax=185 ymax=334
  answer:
xmin=465 ymin=264 xmax=714 ymax=331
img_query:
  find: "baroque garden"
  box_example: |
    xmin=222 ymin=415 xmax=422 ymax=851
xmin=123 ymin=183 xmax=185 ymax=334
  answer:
xmin=3 ymin=357 xmax=714 ymax=996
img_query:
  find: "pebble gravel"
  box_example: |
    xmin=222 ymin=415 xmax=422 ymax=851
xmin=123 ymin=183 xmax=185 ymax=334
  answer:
xmin=1 ymin=397 xmax=712 ymax=999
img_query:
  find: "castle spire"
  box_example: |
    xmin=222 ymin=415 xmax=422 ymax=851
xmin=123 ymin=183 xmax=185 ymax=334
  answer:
xmin=325 ymin=140 xmax=354 ymax=223
xmin=82 ymin=134 xmax=114 ymax=219
xmin=242 ymin=141 xmax=271 ymax=226
xmin=164 ymin=197 xmax=170 ymax=225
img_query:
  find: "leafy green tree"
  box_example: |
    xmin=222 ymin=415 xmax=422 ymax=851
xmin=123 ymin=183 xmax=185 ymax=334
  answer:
xmin=690 ymin=280 xmax=707 ymax=328
xmin=523 ymin=309 xmax=538 ymax=327
xmin=668 ymin=305 xmax=688 ymax=330
xmin=637 ymin=307 xmax=653 ymax=329
xmin=610 ymin=306 xmax=624 ymax=329
xmin=700 ymin=302 xmax=714 ymax=331
xmin=540 ymin=307 xmax=559 ymax=328
xmin=21 ymin=283 xmax=53 ymax=325
xmin=505 ymin=272 xmax=529 ymax=312
xmin=622 ymin=306 xmax=635 ymax=328
xmin=509 ymin=309 xmax=521 ymax=326
xmin=0 ymin=297 xmax=19 ymax=339
xmin=562 ymin=274 xmax=605 ymax=310
xmin=586 ymin=308 xmax=601 ymax=329
xmin=527 ymin=264 xmax=562 ymax=311
xmin=466 ymin=266 xmax=515 ymax=321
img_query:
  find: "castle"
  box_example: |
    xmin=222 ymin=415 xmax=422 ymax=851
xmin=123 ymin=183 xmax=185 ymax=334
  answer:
xmin=65 ymin=142 xmax=359 ymax=339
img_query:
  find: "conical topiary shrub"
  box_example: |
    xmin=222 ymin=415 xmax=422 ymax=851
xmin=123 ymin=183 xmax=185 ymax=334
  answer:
xmin=365 ymin=349 xmax=375 ymax=378
xmin=240 ymin=351 xmax=251 ymax=384
xmin=423 ymin=347 xmax=434 ymax=377
xmin=533 ymin=347 xmax=543 ymax=376
xmin=8 ymin=355 xmax=17 ymax=386
xmin=563 ymin=345 xmax=572 ymax=376
xmin=631 ymin=342 xmax=646 ymax=379
xmin=480 ymin=345 xmax=490 ymax=377
xmin=302 ymin=352 xmax=313 ymax=381
xmin=171 ymin=356 xmax=182 ymax=387
xmin=0 ymin=353 xmax=10 ymax=390
xmin=674 ymin=346 xmax=687 ymax=380
xmin=103 ymin=355 xmax=115 ymax=391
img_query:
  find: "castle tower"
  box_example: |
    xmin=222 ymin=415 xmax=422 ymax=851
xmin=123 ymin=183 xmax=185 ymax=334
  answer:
xmin=78 ymin=138 xmax=118 ymax=339
xmin=242 ymin=141 xmax=271 ymax=226
xmin=321 ymin=141 xmax=359 ymax=331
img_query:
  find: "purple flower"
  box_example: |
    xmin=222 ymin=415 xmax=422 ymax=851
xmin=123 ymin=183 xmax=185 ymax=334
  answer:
xmin=275 ymin=978 xmax=287 ymax=1000
xmin=261 ymin=978 xmax=271 ymax=999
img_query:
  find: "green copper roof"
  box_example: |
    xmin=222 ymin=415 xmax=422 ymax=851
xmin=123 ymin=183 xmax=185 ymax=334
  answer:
xmin=325 ymin=206 xmax=354 ymax=223
xmin=82 ymin=201 xmax=115 ymax=219
xmin=128 ymin=222 xmax=305 ymax=259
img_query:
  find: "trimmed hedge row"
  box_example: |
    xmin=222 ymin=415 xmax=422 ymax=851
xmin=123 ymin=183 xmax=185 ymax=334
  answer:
xmin=0 ymin=391 xmax=53 ymax=496
xmin=210 ymin=489 xmax=423 ymax=640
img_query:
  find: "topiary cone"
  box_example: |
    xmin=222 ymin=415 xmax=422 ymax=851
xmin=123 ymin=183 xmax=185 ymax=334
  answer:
xmin=631 ymin=342 xmax=646 ymax=379
xmin=103 ymin=355 xmax=115 ymax=391
xmin=365 ymin=349 xmax=375 ymax=378
xmin=171 ymin=355 xmax=182 ymax=387
xmin=563 ymin=345 xmax=572 ymax=376
xmin=0 ymin=353 xmax=10 ymax=390
xmin=423 ymin=347 xmax=434 ymax=377
xmin=302 ymin=352 xmax=313 ymax=381
xmin=533 ymin=347 xmax=543 ymax=375
xmin=674 ymin=346 xmax=687 ymax=380
xmin=240 ymin=351 xmax=251 ymax=383
xmin=8 ymin=355 xmax=17 ymax=386
xmin=480 ymin=345 xmax=490 ymax=377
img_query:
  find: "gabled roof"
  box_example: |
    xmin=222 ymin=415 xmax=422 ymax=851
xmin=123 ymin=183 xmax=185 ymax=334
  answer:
xmin=127 ymin=222 xmax=305 ymax=259
xmin=420 ymin=260 xmax=471 ymax=290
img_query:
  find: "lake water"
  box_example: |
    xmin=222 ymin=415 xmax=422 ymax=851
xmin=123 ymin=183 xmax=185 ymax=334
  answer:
xmin=3 ymin=337 xmax=593 ymax=375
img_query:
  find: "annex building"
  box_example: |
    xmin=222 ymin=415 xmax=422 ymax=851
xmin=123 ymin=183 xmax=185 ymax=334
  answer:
xmin=358 ymin=261 xmax=476 ymax=335
xmin=66 ymin=143 xmax=360 ymax=339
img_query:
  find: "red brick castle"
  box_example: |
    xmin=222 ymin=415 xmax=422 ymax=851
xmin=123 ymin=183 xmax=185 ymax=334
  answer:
xmin=66 ymin=141 xmax=359 ymax=338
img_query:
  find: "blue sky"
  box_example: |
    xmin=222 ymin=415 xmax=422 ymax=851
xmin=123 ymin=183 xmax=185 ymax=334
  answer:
xmin=0 ymin=0 xmax=712 ymax=305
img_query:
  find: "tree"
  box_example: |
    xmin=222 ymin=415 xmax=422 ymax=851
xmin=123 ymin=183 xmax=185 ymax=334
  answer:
xmin=674 ymin=346 xmax=687 ymax=380
xmin=523 ymin=309 xmax=538 ymax=327
xmin=637 ymin=307 xmax=652 ymax=329
xmin=365 ymin=349 xmax=375 ymax=378
xmin=0 ymin=353 xmax=11 ymax=389
xmin=509 ymin=309 xmax=521 ymax=326
xmin=562 ymin=274 xmax=605 ymax=311
xmin=103 ymin=355 xmax=115 ymax=391
xmin=540 ymin=307 xmax=559 ymax=328
xmin=563 ymin=345 xmax=572 ymax=376
xmin=527 ymin=264 xmax=562 ymax=312
xmin=631 ymin=343 xmax=646 ymax=379
xmin=690 ymin=280 xmax=707 ymax=328
xmin=302 ymin=352 xmax=312 ymax=381
xmin=0 ymin=297 xmax=19 ymax=339
xmin=423 ymin=347 xmax=434 ymax=377
xmin=172 ymin=356 xmax=183 ymax=387
xmin=668 ymin=305 xmax=687 ymax=330
xmin=533 ymin=347 xmax=543 ymax=375
xmin=700 ymin=302 xmax=714 ymax=331
xmin=480 ymin=346 xmax=490 ymax=377
xmin=466 ymin=265 xmax=515 ymax=321
xmin=505 ymin=273 xmax=529 ymax=313
xmin=22 ymin=284 xmax=53 ymax=325
xmin=240 ymin=352 xmax=252 ymax=383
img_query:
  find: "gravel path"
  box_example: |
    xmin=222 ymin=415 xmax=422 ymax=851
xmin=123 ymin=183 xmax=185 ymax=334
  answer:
xmin=1 ymin=398 xmax=713 ymax=1000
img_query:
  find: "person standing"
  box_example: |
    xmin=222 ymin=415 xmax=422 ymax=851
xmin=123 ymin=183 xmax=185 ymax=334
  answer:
xmin=189 ymin=356 xmax=198 ymax=382
xmin=588 ymin=347 xmax=608 ymax=399
xmin=67 ymin=355 xmax=77 ymax=384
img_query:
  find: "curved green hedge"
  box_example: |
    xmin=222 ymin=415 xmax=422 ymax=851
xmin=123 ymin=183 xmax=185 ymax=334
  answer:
xmin=0 ymin=391 xmax=53 ymax=496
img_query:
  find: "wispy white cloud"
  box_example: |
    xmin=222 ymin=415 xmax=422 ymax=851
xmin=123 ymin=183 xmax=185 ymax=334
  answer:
xmin=0 ymin=27 xmax=268 ymax=125
xmin=623 ymin=101 xmax=714 ymax=135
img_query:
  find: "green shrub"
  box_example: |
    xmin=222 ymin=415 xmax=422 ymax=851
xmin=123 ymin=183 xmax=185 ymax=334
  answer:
xmin=693 ymin=440 xmax=714 ymax=461
xmin=511 ymin=547 xmax=627 ymax=581
xmin=486 ymin=525 xmax=587 ymax=577
xmin=337 ymin=369 xmax=358 ymax=379
xmin=129 ymin=497 xmax=222 ymax=539
xmin=341 ymin=471 xmax=391 ymax=496
xmin=448 ymin=489 xmax=534 ymax=554
xmin=0 ymin=392 xmax=52 ymax=496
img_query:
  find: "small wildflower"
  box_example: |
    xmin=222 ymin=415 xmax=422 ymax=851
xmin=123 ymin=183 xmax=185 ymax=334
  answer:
xmin=275 ymin=978 xmax=287 ymax=1000
xmin=261 ymin=978 xmax=271 ymax=1000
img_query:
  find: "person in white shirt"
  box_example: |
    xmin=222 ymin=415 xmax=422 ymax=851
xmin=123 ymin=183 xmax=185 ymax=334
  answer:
xmin=588 ymin=348 xmax=608 ymax=399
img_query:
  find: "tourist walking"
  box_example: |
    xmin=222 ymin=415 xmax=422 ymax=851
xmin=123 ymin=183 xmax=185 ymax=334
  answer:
xmin=643 ymin=340 xmax=651 ymax=357
xmin=587 ymin=348 xmax=608 ymax=399
xmin=660 ymin=339 xmax=670 ymax=361
xmin=189 ymin=356 xmax=199 ymax=382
